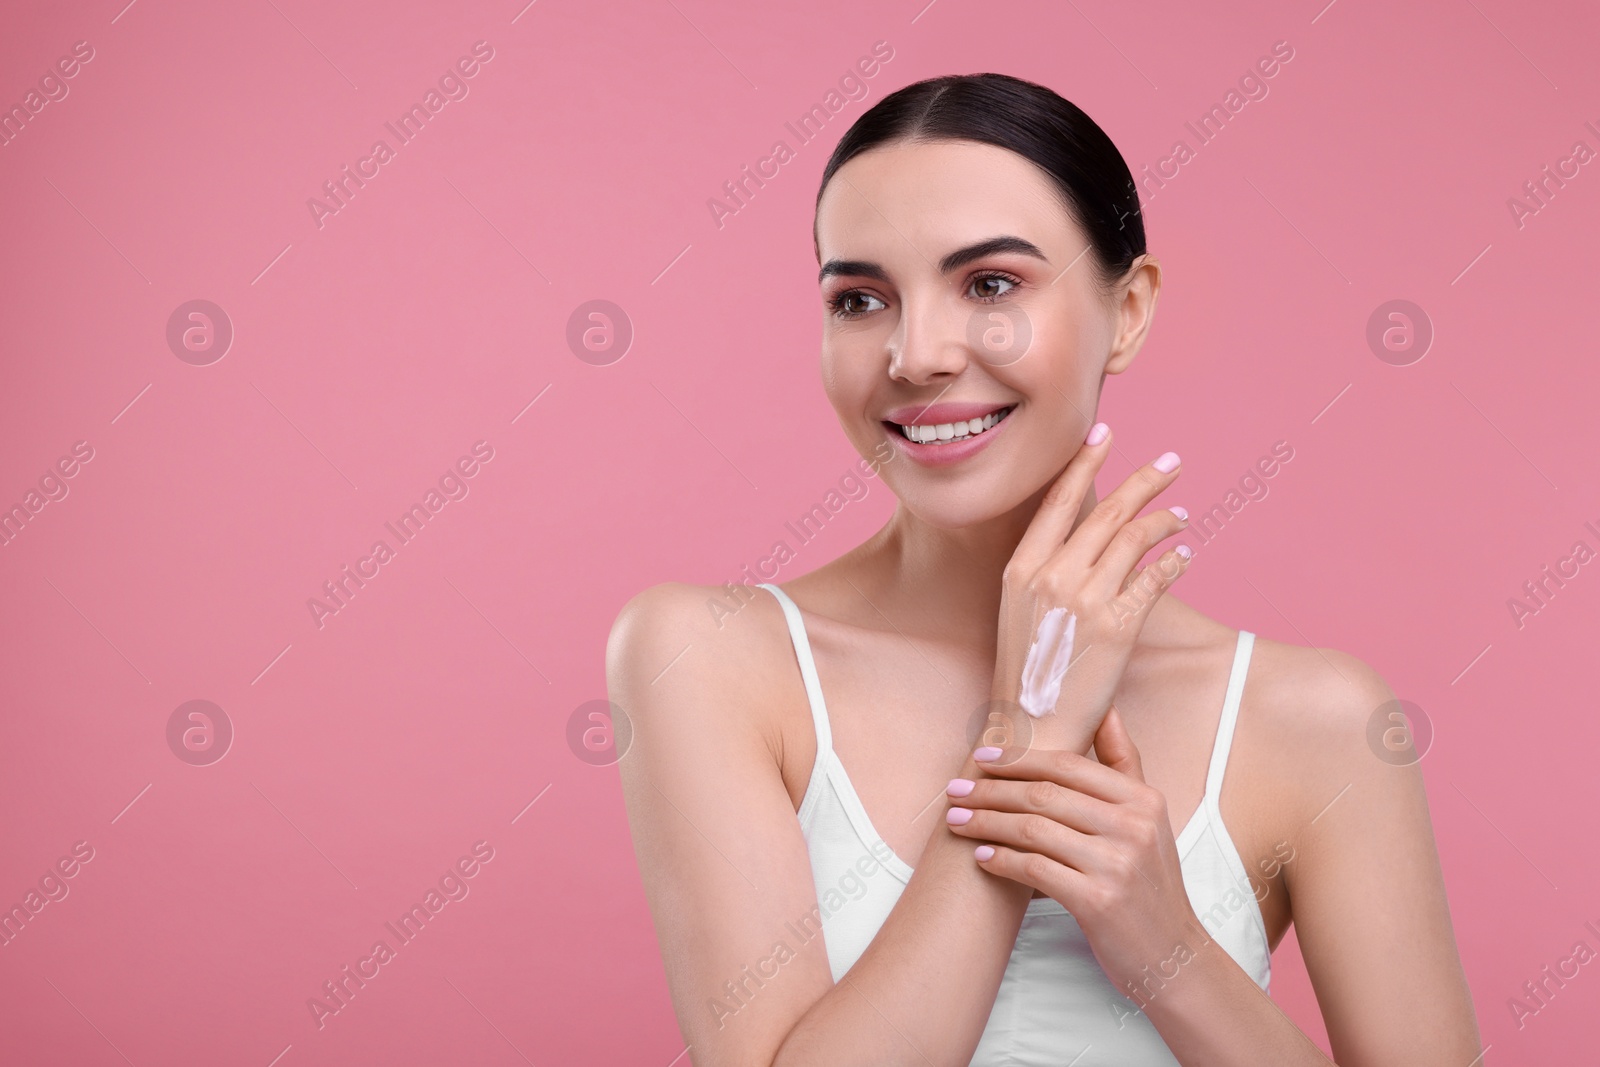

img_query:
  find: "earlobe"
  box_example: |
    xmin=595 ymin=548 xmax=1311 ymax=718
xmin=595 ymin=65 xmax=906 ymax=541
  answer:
xmin=1104 ymin=345 xmax=1140 ymax=376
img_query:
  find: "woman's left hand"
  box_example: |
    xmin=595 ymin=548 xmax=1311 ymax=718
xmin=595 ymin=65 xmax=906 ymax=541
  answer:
xmin=946 ymin=706 xmax=1211 ymax=998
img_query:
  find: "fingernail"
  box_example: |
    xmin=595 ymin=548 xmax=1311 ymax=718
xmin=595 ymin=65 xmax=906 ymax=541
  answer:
xmin=973 ymin=746 xmax=1003 ymax=761
xmin=1176 ymin=544 xmax=1192 ymax=559
xmin=1168 ymin=505 xmax=1187 ymax=521
xmin=1085 ymin=422 xmax=1109 ymax=446
xmin=946 ymin=807 xmax=973 ymax=825
xmin=946 ymin=778 xmax=975 ymax=797
xmin=974 ymin=845 xmax=995 ymax=861
xmin=1153 ymin=451 xmax=1181 ymax=473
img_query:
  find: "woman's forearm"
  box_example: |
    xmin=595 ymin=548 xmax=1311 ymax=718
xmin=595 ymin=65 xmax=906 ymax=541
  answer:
xmin=1141 ymin=932 xmax=1333 ymax=1067
xmin=772 ymin=698 xmax=1108 ymax=1067
xmin=770 ymin=752 xmax=1034 ymax=1067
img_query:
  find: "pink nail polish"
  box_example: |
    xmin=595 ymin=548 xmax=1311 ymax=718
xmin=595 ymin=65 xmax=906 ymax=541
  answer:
xmin=946 ymin=778 xmax=975 ymax=797
xmin=973 ymin=746 xmax=1002 ymax=761
xmin=1168 ymin=505 xmax=1187 ymax=521
xmin=1176 ymin=544 xmax=1192 ymax=559
xmin=946 ymin=807 xmax=973 ymax=825
xmin=974 ymin=845 xmax=995 ymax=861
xmin=1153 ymin=452 xmax=1180 ymax=473
xmin=1086 ymin=422 xmax=1109 ymax=446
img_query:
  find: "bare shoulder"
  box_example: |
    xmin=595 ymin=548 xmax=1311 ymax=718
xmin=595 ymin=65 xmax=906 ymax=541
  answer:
xmin=605 ymin=580 xmax=800 ymax=749
xmin=1238 ymin=633 xmax=1416 ymax=829
xmin=611 ymin=578 xmax=781 ymax=662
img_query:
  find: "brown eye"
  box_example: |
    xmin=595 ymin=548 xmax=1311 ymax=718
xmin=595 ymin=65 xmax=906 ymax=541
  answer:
xmin=969 ymin=272 xmax=1020 ymax=301
xmin=827 ymin=290 xmax=886 ymax=318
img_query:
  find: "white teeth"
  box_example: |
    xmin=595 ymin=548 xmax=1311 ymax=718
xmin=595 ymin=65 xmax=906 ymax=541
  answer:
xmin=896 ymin=406 xmax=1013 ymax=444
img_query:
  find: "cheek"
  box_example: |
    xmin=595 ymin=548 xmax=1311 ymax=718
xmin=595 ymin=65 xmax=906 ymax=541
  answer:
xmin=990 ymin=321 xmax=1075 ymax=397
xmin=1013 ymin=313 xmax=1102 ymax=396
xmin=819 ymin=341 xmax=877 ymax=414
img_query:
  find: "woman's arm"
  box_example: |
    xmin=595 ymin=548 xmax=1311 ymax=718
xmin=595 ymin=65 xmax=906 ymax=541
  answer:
xmin=609 ymin=582 xmax=1034 ymax=1067
xmin=939 ymin=647 xmax=1485 ymax=1066
xmin=1118 ymin=649 xmax=1484 ymax=1065
xmin=1273 ymin=650 xmax=1484 ymax=1066
xmin=611 ymin=429 xmax=1191 ymax=1065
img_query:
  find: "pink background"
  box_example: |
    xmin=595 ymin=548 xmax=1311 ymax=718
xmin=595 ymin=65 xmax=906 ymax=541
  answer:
xmin=2 ymin=0 xmax=1597 ymax=1063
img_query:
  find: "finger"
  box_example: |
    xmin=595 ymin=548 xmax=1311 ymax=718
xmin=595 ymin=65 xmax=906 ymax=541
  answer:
xmin=949 ymin=775 xmax=1120 ymax=835
xmin=974 ymin=742 xmax=1144 ymax=805
xmin=1092 ymin=705 xmax=1146 ymax=784
xmin=1009 ymin=422 xmax=1113 ymax=573
xmin=1086 ymin=505 xmax=1190 ymax=601
xmin=1107 ymin=545 xmax=1192 ymax=633
xmin=1043 ymin=451 xmax=1184 ymax=578
xmin=972 ymin=841 xmax=1093 ymax=905
xmin=949 ymin=806 xmax=1095 ymax=866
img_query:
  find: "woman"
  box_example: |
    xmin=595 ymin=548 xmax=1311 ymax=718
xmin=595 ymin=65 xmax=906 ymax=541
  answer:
xmin=608 ymin=73 xmax=1483 ymax=1066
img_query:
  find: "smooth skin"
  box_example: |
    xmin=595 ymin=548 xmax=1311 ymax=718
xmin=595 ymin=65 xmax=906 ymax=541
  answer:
xmin=608 ymin=139 xmax=1483 ymax=1066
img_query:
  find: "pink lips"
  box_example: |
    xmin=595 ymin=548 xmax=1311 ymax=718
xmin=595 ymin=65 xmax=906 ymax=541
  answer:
xmin=881 ymin=401 xmax=1016 ymax=468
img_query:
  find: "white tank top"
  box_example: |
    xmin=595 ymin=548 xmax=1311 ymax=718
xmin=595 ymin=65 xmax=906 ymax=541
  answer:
xmin=758 ymin=583 xmax=1272 ymax=1065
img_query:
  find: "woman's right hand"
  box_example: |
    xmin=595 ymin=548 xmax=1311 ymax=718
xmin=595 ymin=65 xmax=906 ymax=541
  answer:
xmin=984 ymin=422 xmax=1192 ymax=758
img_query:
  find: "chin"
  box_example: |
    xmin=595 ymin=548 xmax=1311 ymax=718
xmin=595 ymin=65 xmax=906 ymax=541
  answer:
xmin=886 ymin=481 xmax=1037 ymax=531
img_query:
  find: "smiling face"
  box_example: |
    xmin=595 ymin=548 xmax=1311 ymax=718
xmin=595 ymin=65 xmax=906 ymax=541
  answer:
xmin=815 ymin=138 xmax=1158 ymax=530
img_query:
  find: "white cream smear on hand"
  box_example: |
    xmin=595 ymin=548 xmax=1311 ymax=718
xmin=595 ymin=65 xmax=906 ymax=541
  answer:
xmin=1018 ymin=607 xmax=1076 ymax=718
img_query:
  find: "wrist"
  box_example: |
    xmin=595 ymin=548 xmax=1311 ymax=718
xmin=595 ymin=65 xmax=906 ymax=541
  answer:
xmin=977 ymin=691 xmax=1101 ymax=758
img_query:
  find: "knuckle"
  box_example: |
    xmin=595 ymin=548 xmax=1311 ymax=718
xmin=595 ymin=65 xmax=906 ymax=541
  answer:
xmin=1139 ymin=785 xmax=1166 ymax=816
xmin=1023 ymin=779 xmax=1057 ymax=810
xmin=1019 ymin=813 xmax=1054 ymax=843
xmin=1088 ymin=497 xmax=1125 ymax=528
xmin=1048 ymin=749 xmax=1081 ymax=780
xmin=1084 ymin=883 xmax=1115 ymax=917
xmin=1022 ymin=852 xmax=1053 ymax=884
xmin=1114 ymin=522 xmax=1150 ymax=553
xmin=1032 ymin=569 xmax=1068 ymax=600
xmin=1043 ymin=474 xmax=1080 ymax=510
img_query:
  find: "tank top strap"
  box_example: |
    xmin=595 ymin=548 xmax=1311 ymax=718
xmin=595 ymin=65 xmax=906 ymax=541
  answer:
xmin=758 ymin=583 xmax=833 ymax=754
xmin=1203 ymin=630 xmax=1255 ymax=801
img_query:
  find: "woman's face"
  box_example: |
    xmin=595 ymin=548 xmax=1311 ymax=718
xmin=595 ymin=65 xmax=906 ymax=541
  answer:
xmin=814 ymin=138 xmax=1156 ymax=530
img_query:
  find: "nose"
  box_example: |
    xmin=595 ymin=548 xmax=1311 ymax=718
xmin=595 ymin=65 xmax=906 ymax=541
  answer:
xmin=886 ymin=290 xmax=971 ymax=386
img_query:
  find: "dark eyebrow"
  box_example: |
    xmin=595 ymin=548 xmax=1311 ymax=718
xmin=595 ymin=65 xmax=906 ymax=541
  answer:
xmin=818 ymin=235 xmax=1050 ymax=285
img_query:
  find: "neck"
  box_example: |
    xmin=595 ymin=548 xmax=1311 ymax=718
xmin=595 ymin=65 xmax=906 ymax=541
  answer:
xmin=848 ymin=477 xmax=1104 ymax=642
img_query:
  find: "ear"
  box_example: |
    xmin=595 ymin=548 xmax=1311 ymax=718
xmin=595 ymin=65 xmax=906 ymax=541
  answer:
xmin=1103 ymin=256 xmax=1161 ymax=377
